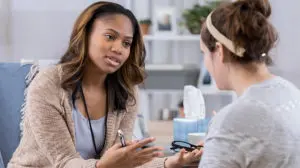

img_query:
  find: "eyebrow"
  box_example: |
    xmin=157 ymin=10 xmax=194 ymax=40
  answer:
xmin=105 ymin=28 xmax=133 ymax=39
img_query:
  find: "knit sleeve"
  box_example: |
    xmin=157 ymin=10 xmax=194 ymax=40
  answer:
xmin=25 ymin=68 xmax=98 ymax=168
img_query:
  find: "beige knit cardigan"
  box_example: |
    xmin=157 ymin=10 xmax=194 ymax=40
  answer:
xmin=8 ymin=66 xmax=165 ymax=168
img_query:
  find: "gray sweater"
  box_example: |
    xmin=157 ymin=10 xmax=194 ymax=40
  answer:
xmin=199 ymin=77 xmax=300 ymax=168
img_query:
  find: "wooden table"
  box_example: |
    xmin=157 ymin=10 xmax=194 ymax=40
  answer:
xmin=147 ymin=120 xmax=173 ymax=147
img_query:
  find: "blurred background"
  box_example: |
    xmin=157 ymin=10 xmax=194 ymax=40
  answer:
xmin=1 ymin=0 xmax=300 ymax=149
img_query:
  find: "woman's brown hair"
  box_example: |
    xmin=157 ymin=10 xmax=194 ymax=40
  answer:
xmin=59 ymin=1 xmax=145 ymax=112
xmin=201 ymin=0 xmax=278 ymax=68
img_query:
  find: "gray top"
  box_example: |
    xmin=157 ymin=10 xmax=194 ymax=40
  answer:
xmin=199 ymin=76 xmax=300 ymax=168
xmin=72 ymin=104 xmax=105 ymax=159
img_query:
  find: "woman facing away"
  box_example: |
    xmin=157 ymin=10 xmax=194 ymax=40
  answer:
xmin=8 ymin=2 xmax=201 ymax=168
xmin=198 ymin=0 xmax=300 ymax=167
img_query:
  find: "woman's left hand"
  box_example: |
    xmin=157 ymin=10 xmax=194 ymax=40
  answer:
xmin=165 ymin=148 xmax=203 ymax=168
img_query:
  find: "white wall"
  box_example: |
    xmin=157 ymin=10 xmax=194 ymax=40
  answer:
xmin=0 ymin=0 xmax=10 ymax=61
xmin=269 ymin=0 xmax=300 ymax=86
xmin=10 ymin=0 xmax=90 ymax=61
xmin=8 ymin=0 xmax=135 ymax=62
xmin=270 ymin=0 xmax=300 ymax=72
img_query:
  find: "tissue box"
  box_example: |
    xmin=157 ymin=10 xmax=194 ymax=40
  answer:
xmin=173 ymin=118 xmax=211 ymax=142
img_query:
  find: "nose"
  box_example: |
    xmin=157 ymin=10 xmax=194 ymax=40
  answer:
xmin=111 ymin=41 xmax=122 ymax=55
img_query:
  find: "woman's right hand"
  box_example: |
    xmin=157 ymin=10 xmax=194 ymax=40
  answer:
xmin=96 ymin=137 xmax=163 ymax=168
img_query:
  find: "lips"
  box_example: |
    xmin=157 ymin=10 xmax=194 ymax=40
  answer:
xmin=105 ymin=56 xmax=121 ymax=66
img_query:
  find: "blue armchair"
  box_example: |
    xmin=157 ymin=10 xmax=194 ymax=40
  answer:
xmin=0 ymin=63 xmax=32 ymax=167
xmin=0 ymin=152 xmax=4 ymax=168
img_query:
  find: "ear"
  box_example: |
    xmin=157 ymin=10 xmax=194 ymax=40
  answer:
xmin=215 ymin=42 xmax=225 ymax=63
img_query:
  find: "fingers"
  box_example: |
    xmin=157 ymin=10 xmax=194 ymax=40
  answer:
xmin=191 ymin=149 xmax=198 ymax=156
xmin=110 ymin=139 xmax=139 ymax=151
xmin=110 ymin=143 xmax=122 ymax=150
xmin=191 ymin=149 xmax=202 ymax=160
xmin=136 ymin=146 xmax=163 ymax=156
xmin=132 ymin=155 xmax=155 ymax=167
xmin=194 ymin=149 xmax=203 ymax=158
xmin=178 ymin=149 xmax=185 ymax=162
xmin=126 ymin=140 xmax=139 ymax=146
xmin=132 ymin=151 xmax=163 ymax=167
xmin=197 ymin=141 xmax=204 ymax=146
xmin=143 ymin=151 xmax=164 ymax=158
xmin=185 ymin=151 xmax=194 ymax=159
xmin=128 ymin=137 xmax=156 ymax=151
xmin=176 ymin=149 xmax=202 ymax=165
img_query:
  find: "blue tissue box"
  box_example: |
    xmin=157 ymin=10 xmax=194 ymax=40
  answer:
xmin=173 ymin=118 xmax=211 ymax=142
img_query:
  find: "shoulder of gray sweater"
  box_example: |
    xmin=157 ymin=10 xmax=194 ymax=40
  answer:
xmin=211 ymin=97 xmax=274 ymax=139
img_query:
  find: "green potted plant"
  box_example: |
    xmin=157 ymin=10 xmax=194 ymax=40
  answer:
xmin=139 ymin=19 xmax=152 ymax=35
xmin=182 ymin=1 xmax=221 ymax=34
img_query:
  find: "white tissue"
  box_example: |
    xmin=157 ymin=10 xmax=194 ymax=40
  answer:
xmin=183 ymin=85 xmax=205 ymax=119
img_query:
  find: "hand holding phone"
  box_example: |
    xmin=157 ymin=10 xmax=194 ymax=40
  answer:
xmin=117 ymin=129 xmax=126 ymax=147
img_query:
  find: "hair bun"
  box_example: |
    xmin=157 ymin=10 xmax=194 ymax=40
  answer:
xmin=240 ymin=0 xmax=271 ymax=18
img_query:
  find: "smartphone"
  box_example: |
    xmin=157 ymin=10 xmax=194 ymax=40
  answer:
xmin=118 ymin=129 xmax=126 ymax=147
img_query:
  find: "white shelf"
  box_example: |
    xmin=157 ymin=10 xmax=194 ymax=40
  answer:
xmin=145 ymin=64 xmax=199 ymax=71
xmin=140 ymin=86 xmax=235 ymax=96
xmin=146 ymin=64 xmax=184 ymax=71
xmin=143 ymin=35 xmax=200 ymax=41
xmin=198 ymin=85 xmax=235 ymax=96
